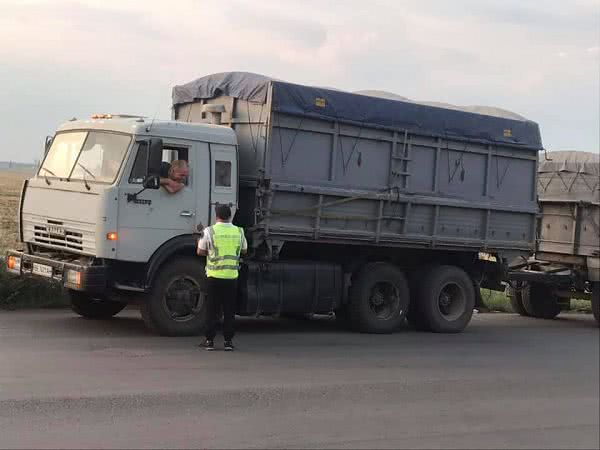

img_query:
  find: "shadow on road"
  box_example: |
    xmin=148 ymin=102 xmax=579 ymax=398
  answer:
xmin=47 ymin=310 xmax=355 ymax=337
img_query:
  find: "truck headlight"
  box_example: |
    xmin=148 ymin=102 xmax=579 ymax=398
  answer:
xmin=67 ymin=270 xmax=82 ymax=287
xmin=7 ymin=256 xmax=21 ymax=273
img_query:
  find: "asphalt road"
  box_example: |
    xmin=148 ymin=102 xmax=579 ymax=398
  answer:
xmin=0 ymin=310 xmax=598 ymax=449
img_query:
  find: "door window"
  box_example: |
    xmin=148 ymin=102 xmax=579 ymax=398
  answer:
xmin=215 ymin=160 xmax=232 ymax=187
xmin=129 ymin=144 xmax=189 ymax=185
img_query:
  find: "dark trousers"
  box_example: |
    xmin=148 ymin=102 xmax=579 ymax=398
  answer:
xmin=205 ymin=277 xmax=237 ymax=341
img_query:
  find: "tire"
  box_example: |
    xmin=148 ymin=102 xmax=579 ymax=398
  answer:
xmin=416 ymin=265 xmax=475 ymax=333
xmin=348 ymin=262 xmax=410 ymax=333
xmin=69 ymin=290 xmax=126 ymax=319
xmin=140 ymin=257 xmax=208 ymax=336
xmin=591 ymin=282 xmax=599 ymax=327
xmin=507 ymin=283 xmax=529 ymax=316
xmin=521 ymin=283 xmax=561 ymax=320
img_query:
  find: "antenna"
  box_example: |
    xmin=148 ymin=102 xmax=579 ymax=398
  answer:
xmin=147 ymin=69 xmax=177 ymax=132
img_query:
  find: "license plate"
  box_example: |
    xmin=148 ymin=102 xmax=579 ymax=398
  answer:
xmin=47 ymin=225 xmax=65 ymax=236
xmin=32 ymin=263 xmax=53 ymax=278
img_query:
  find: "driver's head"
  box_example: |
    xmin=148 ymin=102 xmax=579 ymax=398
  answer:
xmin=169 ymin=160 xmax=189 ymax=182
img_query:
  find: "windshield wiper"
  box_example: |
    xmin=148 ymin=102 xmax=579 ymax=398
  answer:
xmin=39 ymin=167 xmax=56 ymax=185
xmin=75 ymin=163 xmax=95 ymax=191
xmin=40 ymin=167 xmax=56 ymax=177
xmin=76 ymin=162 xmax=96 ymax=180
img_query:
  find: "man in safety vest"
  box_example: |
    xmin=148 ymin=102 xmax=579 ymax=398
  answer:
xmin=197 ymin=204 xmax=247 ymax=351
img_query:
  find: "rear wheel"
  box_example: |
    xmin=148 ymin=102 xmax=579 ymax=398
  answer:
xmin=348 ymin=263 xmax=410 ymax=333
xmin=416 ymin=265 xmax=475 ymax=333
xmin=521 ymin=283 xmax=561 ymax=319
xmin=591 ymin=282 xmax=599 ymax=327
xmin=140 ymin=257 xmax=208 ymax=336
xmin=69 ymin=290 xmax=126 ymax=319
xmin=507 ymin=282 xmax=529 ymax=316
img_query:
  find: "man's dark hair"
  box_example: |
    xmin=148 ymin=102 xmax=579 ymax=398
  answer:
xmin=215 ymin=204 xmax=232 ymax=221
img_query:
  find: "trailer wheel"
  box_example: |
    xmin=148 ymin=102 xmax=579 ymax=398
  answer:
xmin=348 ymin=263 xmax=410 ymax=333
xmin=140 ymin=257 xmax=208 ymax=336
xmin=507 ymin=283 xmax=529 ymax=316
xmin=521 ymin=283 xmax=561 ymax=320
xmin=69 ymin=290 xmax=126 ymax=319
xmin=417 ymin=265 xmax=475 ymax=333
xmin=591 ymin=282 xmax=599 ymax=327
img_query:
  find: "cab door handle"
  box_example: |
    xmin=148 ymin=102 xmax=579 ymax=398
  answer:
xmin=180 ymin=210 xmax=195 ymax=217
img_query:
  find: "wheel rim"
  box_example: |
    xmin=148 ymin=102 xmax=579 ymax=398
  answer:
xmin=437 ymin=282 xmax=466 ymax=321
xmin=162 ymin=275 xmax=204 ymax=322
xmin=369 ymin=282 xmax=401 ymax=320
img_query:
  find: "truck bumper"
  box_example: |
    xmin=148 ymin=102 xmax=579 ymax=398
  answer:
xmin=5 ymin=250 xmax=107 ymax=292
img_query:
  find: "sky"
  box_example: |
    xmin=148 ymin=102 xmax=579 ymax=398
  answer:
xmin=0 ymin=0 xmax=598 ymax=163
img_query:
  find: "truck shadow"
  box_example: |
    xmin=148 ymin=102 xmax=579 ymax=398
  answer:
xmin=55 ymin=311 xmax=358 ymax=337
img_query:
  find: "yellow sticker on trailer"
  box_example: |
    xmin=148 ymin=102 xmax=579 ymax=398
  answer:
xmin=315 ymin=97 xmax=326 ymax=108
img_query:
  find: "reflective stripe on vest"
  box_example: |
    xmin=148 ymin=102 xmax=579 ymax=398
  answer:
xmin=205 ymin=223 xmax=244 ymax=279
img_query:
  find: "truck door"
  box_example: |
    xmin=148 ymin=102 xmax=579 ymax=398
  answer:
xmin=118 ymin=139 xmax=205 ymax=262
xmin=209 ymin=143 xmax=238 ymax=224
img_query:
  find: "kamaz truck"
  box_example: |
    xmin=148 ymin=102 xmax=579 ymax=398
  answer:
xmin=6 ymin=72 xmax=542 ymax=335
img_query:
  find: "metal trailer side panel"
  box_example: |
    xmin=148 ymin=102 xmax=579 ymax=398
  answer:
xmin=175 ymin=91 xmax=538 ymax=258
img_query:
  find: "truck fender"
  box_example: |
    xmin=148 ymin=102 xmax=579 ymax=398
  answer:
xmin=145 ymin=234 xmax=199 ymax=288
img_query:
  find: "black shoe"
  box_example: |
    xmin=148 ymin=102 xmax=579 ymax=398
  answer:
xmin=224 ymin=340 xmax=234 ymax=351
xmin=203 ymin=339 xmax=215 ymax=351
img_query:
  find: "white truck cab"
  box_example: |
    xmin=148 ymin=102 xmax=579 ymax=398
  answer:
xmin=8 ymin=115 xmax=238 ymax=332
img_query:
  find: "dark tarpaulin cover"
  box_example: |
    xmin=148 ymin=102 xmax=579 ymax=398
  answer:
xmin=172 ymin=71 xmax=543 ymax=149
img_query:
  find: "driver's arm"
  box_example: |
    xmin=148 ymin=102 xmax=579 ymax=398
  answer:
xmin=161 ymin=178 xmax=184 ymax=194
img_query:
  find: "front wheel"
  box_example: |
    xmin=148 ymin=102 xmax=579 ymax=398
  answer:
xmin=69 ymin=290 xmax=126 ymax=319
xmin=348 ymin=263 xmax=410 ymax=333
xmin=140 ymin=257 xmax=208 ymax=336
xmin=416 ymin=265 xmax=475 ymax=333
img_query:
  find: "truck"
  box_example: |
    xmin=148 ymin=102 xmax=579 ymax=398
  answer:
xmin=508 ymin=151 xmax=599 ymax=325
xmin=5 ymin=72 xmax=542 ymax=335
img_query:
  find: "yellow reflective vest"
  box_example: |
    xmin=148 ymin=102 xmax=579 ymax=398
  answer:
xmin=205 ymin=223 xmax=244 ymax=279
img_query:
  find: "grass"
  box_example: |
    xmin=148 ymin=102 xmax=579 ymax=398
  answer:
xmin=0 ymin=264 xmax=68 ymax=310
xmin=480 ymin=288 xmax=592 ymax=314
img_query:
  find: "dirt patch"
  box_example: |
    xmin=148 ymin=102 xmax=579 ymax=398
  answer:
xmin=0 ymin=170 xmax=30 ymax=255
xmin=0 ymin=169 xmax=68 ymax=309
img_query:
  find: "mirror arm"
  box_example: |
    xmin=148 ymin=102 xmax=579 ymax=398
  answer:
xmin=126 ymin=187 xmax=148 ymax=203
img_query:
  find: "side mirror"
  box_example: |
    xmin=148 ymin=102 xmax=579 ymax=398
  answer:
xmin=143 ymin=174 xmax=160 ymax=190
xmin=44 ymin=135 xmax=54 ymax=155
xmin=147 ymin=138 xmax=163 ymax=177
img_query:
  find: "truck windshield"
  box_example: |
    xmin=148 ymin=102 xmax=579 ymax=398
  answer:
xmin=39 ymin=131 xmax=132 ymax=183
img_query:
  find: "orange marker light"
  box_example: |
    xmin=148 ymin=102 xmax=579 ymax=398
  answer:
xmin=106 ymin=232 xmax=118 ymax=241
xmin=7 ymin=256 xmax=16 ymax=270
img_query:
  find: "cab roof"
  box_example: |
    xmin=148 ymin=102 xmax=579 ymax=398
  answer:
xmin=57 ymin=116 xmax=237 ymax=145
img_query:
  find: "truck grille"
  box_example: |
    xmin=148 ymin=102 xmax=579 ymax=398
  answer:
xmin=22 ymin=214 xmax=96 ymax=255
xmin=34 ymin=221 xmax=84 ymax=251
